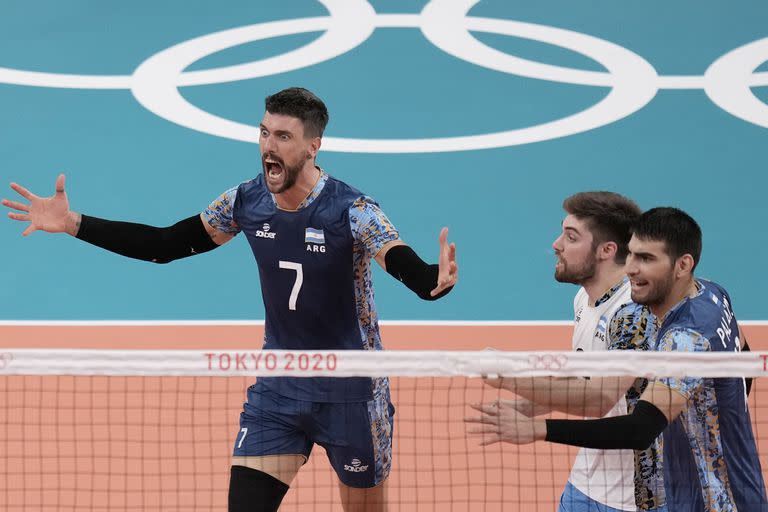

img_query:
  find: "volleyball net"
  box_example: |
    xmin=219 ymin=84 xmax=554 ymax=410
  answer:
xmin=1 ymin=349 xmax=766 ymax=511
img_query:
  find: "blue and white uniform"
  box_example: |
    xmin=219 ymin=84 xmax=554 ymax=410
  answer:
xmin=654 ymin=280 xmax=767 ymax=511
xmin=614 ymin=280 xmax=766 ymax=510
xmin=203 ymin=170 xmax=398 ymax=487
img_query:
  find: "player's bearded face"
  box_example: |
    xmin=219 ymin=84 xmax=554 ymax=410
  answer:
xmin=553 ymin=215 xmax=597 ymax=285
xmin=555 ymin=249 xmax=597 ymax=284
xmin=259 ymin=112 xmax=314 ymax=194
xmin=626 ymin=237 xmax=676 ymax=307
xmin=262 ymin=152 xmax=303 ymax=194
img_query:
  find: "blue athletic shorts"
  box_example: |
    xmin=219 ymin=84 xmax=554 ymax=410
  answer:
xmin=559 ymin=481 xmax=669 ymax=512
xmin=233 ymin=379 xmax=395 ymax=488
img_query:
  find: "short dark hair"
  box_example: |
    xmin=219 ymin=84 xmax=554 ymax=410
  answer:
xmin=563 ymin=191 xmax=641 ymax=264
xmin=631 ymin=207 xmax=702 ymax=270
xmin=264 ymin=87 xmax=329 ymax=138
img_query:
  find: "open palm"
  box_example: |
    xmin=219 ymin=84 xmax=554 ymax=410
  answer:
xmin=2 ymin=174 xmax=73 ymax=236
xmin=430 ymin=227 xmax=458 ymax=297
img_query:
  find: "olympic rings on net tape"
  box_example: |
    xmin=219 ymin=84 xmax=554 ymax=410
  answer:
xmin=0 ymin=0 xmax=766 ymax=151
xmin=0 ymin=353 xmax=14 ymax=371
xmin=527 ymin=353 xmax=569 ymax=371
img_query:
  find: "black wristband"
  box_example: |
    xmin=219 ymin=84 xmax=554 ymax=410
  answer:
xmin=545 ymin=399 xmax=668 ymax=451
xmin=384 ymin=244 xmax=452 ymax=301
xmin=76 ymin=214 xmax=218 ymax=264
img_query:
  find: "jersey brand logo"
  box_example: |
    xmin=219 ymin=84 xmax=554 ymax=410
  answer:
xmin=255 ymin=223 xmax=277 ymax=239
xmin=344 ymin=458 xmax=369 ymax=473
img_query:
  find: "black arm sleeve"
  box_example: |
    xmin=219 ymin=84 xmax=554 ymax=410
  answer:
xmin=384 ymin=245 xmax=452 ymax=301
xmin=545 ymin=400 xmax=668 ymax=451
xmin=76 ymin=214 xmax=219 ymax=264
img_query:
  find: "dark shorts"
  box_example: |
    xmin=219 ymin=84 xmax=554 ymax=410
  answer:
xmin=233 ymin=379 xmax=395 ymax=488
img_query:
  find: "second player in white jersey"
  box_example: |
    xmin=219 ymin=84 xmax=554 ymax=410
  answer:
xmin=469 ymin=192 xmax=666 ymax=511
xmin=568 ymin=281 xmax=635 ymax=510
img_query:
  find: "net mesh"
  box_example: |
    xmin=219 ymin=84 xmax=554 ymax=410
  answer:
xmin=1 ymin=349 xmax=766 ymax=511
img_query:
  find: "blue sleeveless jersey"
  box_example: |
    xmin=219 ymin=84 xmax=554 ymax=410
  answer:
xmin=204 ymin=171 xmax=399 ymax=402
xmin=655 ymin=279 xmax=767 ymax=511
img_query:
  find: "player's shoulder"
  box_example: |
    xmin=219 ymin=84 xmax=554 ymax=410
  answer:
xmin=594 ymin=279 xmax=633 ymax=315
xmin=612 ymin=300 xmax=647 ymax=322
xmin=694 ymin=279 xmax=732 ymax=310
xmin=656 ymin=325 xmax=709 ymax=354
xmin=670 ymin=279 xmax=730 ymax=329
xmin=323 ymin=173 xmax=365 ymax=198
xmin=611 ymin=278 xmax=632 ymax=305
xmin=607 ymin=301 xmax=656 ymax=350
xmin=234 ymin=174 xmax=270 ymax=204
xmin=320 ymin=173 xmax=375 ymax=211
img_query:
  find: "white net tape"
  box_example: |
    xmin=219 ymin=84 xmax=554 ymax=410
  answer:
xmin=0 ymin=349 xmax=765 ymax=377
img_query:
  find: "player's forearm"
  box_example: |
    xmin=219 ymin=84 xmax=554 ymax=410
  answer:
xmin=75 ymin=214 xmax=218 ymax=263
xmin=384 ymin=245 xmax=452 ymax=300
xmin=543 ymin=400 xmax=668 ymax=450
xmin=511 ymin=377 xmax=625 ymax=417
xmin=528 ymin=400 xmax=553 ymax=416
xmin=512 ymin=377 xmax=600 ymax=417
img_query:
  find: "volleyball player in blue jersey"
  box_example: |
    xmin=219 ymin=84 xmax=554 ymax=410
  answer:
xmin=3 ymin=87 xmax=458 ymax=512
xmin=468 ymin=207 xmax=766 ymax=511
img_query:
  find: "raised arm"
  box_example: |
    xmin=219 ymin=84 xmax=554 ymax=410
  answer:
xmin=3 ymin=174 xmax=234 ymax=263
xmin=349 ymin=196 xmax=457 ymax=300
xmin=376 ymin=227 xmax=458 ymax=300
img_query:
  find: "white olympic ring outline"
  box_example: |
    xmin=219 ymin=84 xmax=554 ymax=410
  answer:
xmin=528 ymin=354 xmax=568 ymax=371
xmin=0 ymin=353 xmax=13 ymax=370
xmin=0 ymin=0 xmax=766 ymax=153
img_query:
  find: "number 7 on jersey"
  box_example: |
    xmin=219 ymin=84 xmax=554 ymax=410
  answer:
xmin=278 ymin=261 xmax=303 ymax=311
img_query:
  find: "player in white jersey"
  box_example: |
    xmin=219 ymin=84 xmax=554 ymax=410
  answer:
xmin=567 ymin=281 xmax=635 ymax=509
xmin=475 ymin=192 xmax=666 ymax=511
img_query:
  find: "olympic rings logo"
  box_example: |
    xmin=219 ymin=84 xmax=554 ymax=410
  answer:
xmin=1 ymin=0 xmax=766 ymax=153
xmin=0 ymin=353 xmax=13 ymax=370
xmin=528 ymin=354 xmax=568 ymax=371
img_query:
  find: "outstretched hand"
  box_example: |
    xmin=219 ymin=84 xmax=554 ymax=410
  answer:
xmin=2 ymin=174 xmax=78 ymax=236
xmin=465 ymin=400 xmax=545 ymax=445
xmin=430 ymin=227 xmax=458 ymax=297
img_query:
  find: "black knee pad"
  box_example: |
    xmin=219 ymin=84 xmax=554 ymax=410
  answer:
xmin=228 ymin=465 xmax=290 ymax=512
